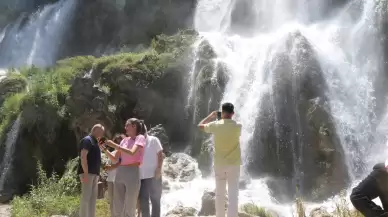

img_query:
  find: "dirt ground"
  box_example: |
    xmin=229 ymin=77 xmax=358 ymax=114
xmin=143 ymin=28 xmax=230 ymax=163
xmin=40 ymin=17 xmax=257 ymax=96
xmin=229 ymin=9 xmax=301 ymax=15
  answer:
xmin=0 ymin=204 xmax=11 ymax=217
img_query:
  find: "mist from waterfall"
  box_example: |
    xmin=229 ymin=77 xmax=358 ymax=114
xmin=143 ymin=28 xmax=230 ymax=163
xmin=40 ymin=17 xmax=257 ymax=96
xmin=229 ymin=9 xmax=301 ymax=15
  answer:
xmin=0 ymin=0 xmax=77 ymax=68
xmin=0 ymin=116 xmax=21 ymax=192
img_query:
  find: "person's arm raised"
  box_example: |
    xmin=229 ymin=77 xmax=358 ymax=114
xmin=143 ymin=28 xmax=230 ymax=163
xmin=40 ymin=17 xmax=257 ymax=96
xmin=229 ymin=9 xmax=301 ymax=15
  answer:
xmin=198 ymin=111 xmax=217 ymax=131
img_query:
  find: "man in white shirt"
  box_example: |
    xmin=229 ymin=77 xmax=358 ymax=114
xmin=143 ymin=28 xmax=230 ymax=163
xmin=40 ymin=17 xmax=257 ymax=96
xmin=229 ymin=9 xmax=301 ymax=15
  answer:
xmin=139 ymin=133 xmax=164 ymax=217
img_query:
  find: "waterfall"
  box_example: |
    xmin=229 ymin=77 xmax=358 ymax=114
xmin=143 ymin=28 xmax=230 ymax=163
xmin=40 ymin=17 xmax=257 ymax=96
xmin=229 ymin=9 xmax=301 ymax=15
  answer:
xmin=0 ymin=116 xmax=21 ymax=192
xmin=179 ymin=0 xmax=387 ymax=213
xmin=0 ymin=0 xmax=77 ymax=68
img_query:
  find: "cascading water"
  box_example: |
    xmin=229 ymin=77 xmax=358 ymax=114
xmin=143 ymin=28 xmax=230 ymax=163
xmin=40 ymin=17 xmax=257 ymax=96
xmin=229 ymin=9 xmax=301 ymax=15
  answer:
xmin=0 ymin=0 xmax=78 ymax=202
xmin=0 ymin=0 xmax=77 ymax=68
xmin=0 ymin=116 xmax=21 ymax=194
xmin=160 ymin=0 xmax=388 ymax=216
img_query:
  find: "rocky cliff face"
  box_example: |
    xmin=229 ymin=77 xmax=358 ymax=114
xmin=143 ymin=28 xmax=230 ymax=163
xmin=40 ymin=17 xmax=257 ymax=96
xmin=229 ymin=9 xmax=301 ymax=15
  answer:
xmin=0 ymin=30 xmax=198 ymax=201
xmin=60 ymin=0 xmax=197 ymax=58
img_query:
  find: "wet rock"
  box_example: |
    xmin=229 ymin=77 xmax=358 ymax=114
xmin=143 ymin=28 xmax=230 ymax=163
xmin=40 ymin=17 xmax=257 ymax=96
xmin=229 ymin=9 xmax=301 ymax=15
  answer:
xmin=199 ymin=190 xmax=216 ymax=216
xmin=0 ymin=192 xmax=13 ymax=203
xmin=162 ymin=153 xmax=201 ymax=182
xmin=148 ymin=124 xmax=171 ymax=155
xmin=0 ymin=73 xmax=27 ymax=105
xmin=247 ymin=31 xmax=349 ymax=202
xmin=66 ymin=77 xmax=115 ymax=141
xmin=309 ymin=207 xmax=332 ymax=217
xmin=162 ymin=179 xmax=170 ymax=190
xmin=166 ymin=205 xmax=197 ymax=217
xmin=198 ymin=39 xmax=217 ymax=59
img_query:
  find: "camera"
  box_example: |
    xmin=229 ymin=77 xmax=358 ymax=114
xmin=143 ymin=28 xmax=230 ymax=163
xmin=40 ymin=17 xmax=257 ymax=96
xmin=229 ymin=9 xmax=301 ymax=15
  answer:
xmin=99 ymin=137 xmax=107 ymax=143
xmin=217 ymin=111 xmax=222 ymax=120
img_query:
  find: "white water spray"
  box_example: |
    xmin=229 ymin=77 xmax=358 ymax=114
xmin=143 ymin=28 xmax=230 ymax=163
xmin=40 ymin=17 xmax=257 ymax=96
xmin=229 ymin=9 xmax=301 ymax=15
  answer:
xmin=162 ymin=0 xmax=387 ymax=216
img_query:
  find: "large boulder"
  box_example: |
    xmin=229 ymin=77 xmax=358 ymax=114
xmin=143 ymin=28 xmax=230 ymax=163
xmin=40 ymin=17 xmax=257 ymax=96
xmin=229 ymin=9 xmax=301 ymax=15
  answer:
xmin=247 ymin=31 xmax=349 ymax=202
xmin=66 ymin=76 xmax=115 ymax=141
xmin=162 ymin=153 xmax=201 ymax=182
xmin=148 ymin=124 xmax=171 ymax=155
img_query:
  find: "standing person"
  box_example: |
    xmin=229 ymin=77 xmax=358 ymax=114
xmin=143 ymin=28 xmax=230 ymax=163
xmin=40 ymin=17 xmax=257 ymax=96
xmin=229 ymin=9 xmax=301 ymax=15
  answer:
xmin=103 ymin=134 xmax=125 ymax=216
xmin=198 ymin=103 xmax=242 ymax=217
xmin=103 ymin=118 xmax=147 ymax=217
xmin=139 ymin=128 xmax=164 ymax=217
xmin=350 ymin=162 xmax=388 ymax=217
xmin=77 ymin=124 xmax=105 ymax=217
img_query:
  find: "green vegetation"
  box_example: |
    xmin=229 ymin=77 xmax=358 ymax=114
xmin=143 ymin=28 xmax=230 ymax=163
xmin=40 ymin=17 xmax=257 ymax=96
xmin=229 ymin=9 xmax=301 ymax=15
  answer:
xmin=240 ymin=203 xmax=274 ymax=217
xmin=11 ymin=157 xmax=110 ymax=217
xmin=0 ymin=30 xmax=197 ymax=149
xmin=11 ymin=158 xmax=80 ymax=217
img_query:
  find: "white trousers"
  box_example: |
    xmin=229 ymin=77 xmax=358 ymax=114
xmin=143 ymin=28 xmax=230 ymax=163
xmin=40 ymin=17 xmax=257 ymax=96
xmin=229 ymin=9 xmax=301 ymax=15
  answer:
xmin=214 ymin=165 xmax=240 ymax=217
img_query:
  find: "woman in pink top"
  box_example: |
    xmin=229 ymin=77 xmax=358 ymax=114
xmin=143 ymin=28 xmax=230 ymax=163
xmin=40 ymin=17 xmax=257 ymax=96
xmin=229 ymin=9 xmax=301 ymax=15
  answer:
xmin=104 ymin=118 xmax=146 ymax=217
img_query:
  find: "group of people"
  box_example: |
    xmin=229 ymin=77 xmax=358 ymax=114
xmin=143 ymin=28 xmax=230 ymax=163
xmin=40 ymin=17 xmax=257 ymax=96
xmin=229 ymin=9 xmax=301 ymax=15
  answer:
xmin=75 ymin=102 xmax=242 ymax=217
xmin=74 ymin=100 xmax=388 ymax=217
xmin=77 ymin=118 xmax=164 ymax=217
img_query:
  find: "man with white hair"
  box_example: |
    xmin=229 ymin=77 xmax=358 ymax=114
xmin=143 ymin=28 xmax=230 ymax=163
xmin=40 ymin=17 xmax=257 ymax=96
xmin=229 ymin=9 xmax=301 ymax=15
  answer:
xmin=77 ymin=124 xmax=105 ymax=217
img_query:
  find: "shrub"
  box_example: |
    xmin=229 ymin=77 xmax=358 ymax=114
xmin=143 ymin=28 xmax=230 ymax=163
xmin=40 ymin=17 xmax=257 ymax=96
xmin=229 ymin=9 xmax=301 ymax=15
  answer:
xmin=240 ymin=203 xmax=273 ymax=217
xmin=11 ymin=159 xmax=81 ymax=217
xmin=0 ymin=93 xmax=26 ymax=146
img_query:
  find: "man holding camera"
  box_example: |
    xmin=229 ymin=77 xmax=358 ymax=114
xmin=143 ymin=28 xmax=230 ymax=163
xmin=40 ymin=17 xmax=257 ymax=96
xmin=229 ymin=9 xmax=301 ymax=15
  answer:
xmin=198 ymin=103 xmax=242 ymax=217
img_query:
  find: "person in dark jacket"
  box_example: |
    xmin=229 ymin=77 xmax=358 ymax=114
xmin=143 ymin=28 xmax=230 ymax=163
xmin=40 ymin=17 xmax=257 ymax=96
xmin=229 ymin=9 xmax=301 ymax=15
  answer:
xmin=350 ymin=162 xmax=388 ymax=217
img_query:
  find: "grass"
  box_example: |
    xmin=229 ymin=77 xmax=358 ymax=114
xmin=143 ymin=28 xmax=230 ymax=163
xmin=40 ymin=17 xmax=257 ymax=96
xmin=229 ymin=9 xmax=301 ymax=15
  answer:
xmin=240 ymin=203 xmax=273 ymax=217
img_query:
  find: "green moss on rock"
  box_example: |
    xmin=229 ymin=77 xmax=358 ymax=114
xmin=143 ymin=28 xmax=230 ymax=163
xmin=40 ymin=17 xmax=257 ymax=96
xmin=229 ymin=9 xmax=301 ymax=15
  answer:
xmin=0 ymin=72 xmax=27 ymax=105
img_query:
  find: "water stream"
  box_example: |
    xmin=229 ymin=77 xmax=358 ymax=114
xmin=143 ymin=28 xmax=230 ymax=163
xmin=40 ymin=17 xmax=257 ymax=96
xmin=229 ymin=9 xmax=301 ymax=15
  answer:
xmin=0 ymin=0 xmax=77 ymax=68
xmin=0 ymin=116 xmax=22 ymax=192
